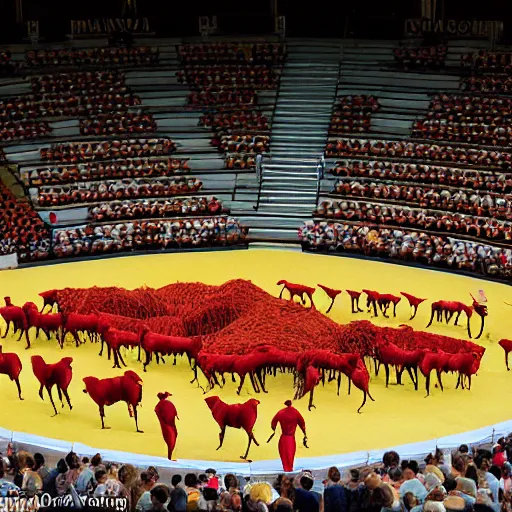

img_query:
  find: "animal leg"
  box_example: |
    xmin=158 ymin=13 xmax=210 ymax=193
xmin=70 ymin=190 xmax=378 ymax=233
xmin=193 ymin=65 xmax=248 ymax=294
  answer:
xmin=426 ymin=309 xmax=435 ymax=328
xmin=384 ymin=364 xmax=390 ymax=387
xmin=348 ymin=377 xmax=352 ymax=395
xmin=308 ymin=388 xmax=316 ymax=411
xmin=425 ymin=373 xmax=431 ymax=397
xmin=454 ymin=311 xmax=461 ymax=326
xmin=475 ymin=317 xmax=484 ymax=340
xmin=62 ymin=388 xmax=73 ymax=410
xmin=1 ymin=321 xmax=10 ymax=338
xmin=48 ymin=387 xmax=58 ymax=417
xmin=117 ymin=350 xmax=127 ymax=368
xmin=372 ymin=300 xmax=378 ymax=317
xmin=396 ymin=366 xmax=403 ymax=385
xmin=57 ymin=386 xmax=64 ymax=407
xmin=337 ymin=372 xmax=341 ymax=396
xmin=357 ymin=392 xmax=367 ymax=414
xmin=15 ymin=379 xmax=23 ymax=400
xmin=506 ymin=351 xmax=510 ymax=371
xmin=100 ymin=406 xmax=109 ymax=429
xmin=413 ymin=367 xmax=418 ymax=390
xmin=406 ymin=366 xmax=416 ymax=388
xmin=326 ymin=298 xmax=335 ymax=314
xmin=393 ymin=303 xmax=397 ymax=317
xmin=279 ymin=286 xmax=286 ymax=299
xmin=410 ymin=305 xmax=418 ymax=320
xmin=467 ymin=375 xmax=472 ymax=390
xmin=256 ymin=369 xmax=267 ymax=393
xmin=436 ymin=371 xmax=444 ymax=392
xmin=143 ymin=350 xmax=152 ymax=372
xmin=134 ymin=407 xmax=143 ymax=433
xmin=249 ymin=372 xmax=260 ymax=393
xmin=112 ymin=350 xmax=122 ymax=369
xmin=241 ymin=434 xmax=253 ymax=460
xmin=237 ymin=374 xmax=246 ymax=395
xmin=38 ymin=384 xmax=44 ymax=401
xmin=217 ymin=426 xmax=226 ymax=450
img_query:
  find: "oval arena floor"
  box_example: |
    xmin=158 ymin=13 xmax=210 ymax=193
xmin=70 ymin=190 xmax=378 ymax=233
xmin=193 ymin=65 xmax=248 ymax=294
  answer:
xmin=0 ymin=249 xmax=510 ymax=464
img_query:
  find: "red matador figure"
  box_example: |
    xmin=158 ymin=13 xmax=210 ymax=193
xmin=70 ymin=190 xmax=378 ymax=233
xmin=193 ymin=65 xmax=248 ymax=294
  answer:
xmin=154 ymin=392 xmax=179 ymax=460
xmin=268 ymin=400 xmax=308 ymax=472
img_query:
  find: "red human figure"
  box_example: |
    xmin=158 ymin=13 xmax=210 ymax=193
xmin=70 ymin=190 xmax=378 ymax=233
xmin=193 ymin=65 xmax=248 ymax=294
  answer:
xmin=83 ymin=370 xmax=144 ymax=432
xmin=204 ymin=396 xmax=260 ymax=460
xmin=294 ymin=365 xmax=320 ymax=411
xmin=277 ymin=280 xmax=315 ymax=308
xmin=317 ymin=284 xmax=342 ymax=314
xmin=346 ymin=290 xmax=364 ymax=313
xmin=268 ymin=400 xmax=308 ymax=472
xmin=154 ymin=392 xmax=179 ymax=460
xmin=31 ymin=355 xmax=73 ymax=416
xmin=400 ymin=292 xmax=427 ymax=320
xmin=499 ymin=339 xmax=512 ymax=371
xmin=0 ymin=345 xmax=23 ymax=400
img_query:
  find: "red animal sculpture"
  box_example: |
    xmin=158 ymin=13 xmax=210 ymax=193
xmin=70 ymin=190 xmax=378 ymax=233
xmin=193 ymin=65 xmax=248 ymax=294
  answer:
xmin=0 ymin=345 xmax=23 ymax=400
xmin=100 ymin=325 xmax=140 ymax=369
xmin=140 ymin=327 xmax=202 ymax=373
xmin=62 ymin=313 xmax=99 ymax=347
xmin=426 ymin=295 xmax=488 ymax=339
xmin=83 ymin=370 xmax=144 ymax=432
xmin=376 ymin=294 xmax=401 ymax=318
xmin=362 ymin=289 xmax=381 ymax=317
xmin=317 ymin=284 xmax=342 ymax=314
xmin=31 ymin=355 xmax=73 ymax=416
xmin=346 ymin=290 xmax=364 ymax=313
xmin=499 ymin=339 xmax=512 ymax=370
xmin=277 ymin=280 xmax=315 ymax=308
xmin=38 ymin=289 xmax=59 ymax=313
xmin=154 ymin=392 xmax=179 ymax=460
xmin=419 ymin=351 xmax=447 ymax=397
xmin=297 ymin=350 xmax=374 ymax=413
xmin=294 ymin=365 xmax=320 ymax=411
xmin=400 ymin=292 xmax=427 ymax=320
xmin=268 ymin=400 xmax=308 ymax=472
xmin=1 ymin=297 xmax=29 ymax=346
xmin=22 ymin=302 xmax=63 ymax=347
xmin=375 ymin=342 xmax=424 ymax=390
xmin=204 ymin=395 xmax=260 ymax=460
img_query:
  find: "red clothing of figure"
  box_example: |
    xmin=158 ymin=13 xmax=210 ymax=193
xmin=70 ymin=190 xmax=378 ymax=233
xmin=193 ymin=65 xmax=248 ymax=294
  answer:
xmin=270 ymin=400 xmax=307 ymax=472
xmin=154 ymin=392 xmax=179 ymax=460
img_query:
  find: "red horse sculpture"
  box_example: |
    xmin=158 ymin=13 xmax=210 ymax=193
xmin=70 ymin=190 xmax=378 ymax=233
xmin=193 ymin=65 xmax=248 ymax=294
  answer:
xmin=346 ymin=290 xmax=364 ymax=313
xmin=426 ymin=295 xmax=487 ymax=339
xmin=83 ymin=370 xmax=144 ymax=432
xmin=31 ymin=355 xmax=73 ymax=416
xmin=0 ymin=345 xmax=23 ymax=400
xmin=317 ymin=284 xmax=342 ymax=314
xmin=277 ymin=280 xmax=315 ymax=308
xmin=499 ymin=339 xmax=512 ymax=371
xmin=154 ymin=392 xmax=179 ymax=460
xmin=400 ymin=292 xmax=427 ymax=320
xmin=204 ymin=395 xmax=260 ymax=460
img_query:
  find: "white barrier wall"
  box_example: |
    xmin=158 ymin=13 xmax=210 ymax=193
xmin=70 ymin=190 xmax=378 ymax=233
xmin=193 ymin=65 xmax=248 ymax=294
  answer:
xmin=0 ymin=253 xmax=18 ymax=270
xmin=0 ymin=419 xmax=510 ymax=477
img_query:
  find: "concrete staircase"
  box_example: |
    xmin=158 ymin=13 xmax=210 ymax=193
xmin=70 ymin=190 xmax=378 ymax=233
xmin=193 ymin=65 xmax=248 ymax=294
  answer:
xmin=246 ymin=41 xmax=341 ymax=241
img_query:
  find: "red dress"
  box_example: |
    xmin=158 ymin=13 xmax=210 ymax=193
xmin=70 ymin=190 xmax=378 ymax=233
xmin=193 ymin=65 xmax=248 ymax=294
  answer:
xmin=271 ymin=405 xmax=306 ymax=472
xmin=154 ymin=396 xmax=179 ymax=460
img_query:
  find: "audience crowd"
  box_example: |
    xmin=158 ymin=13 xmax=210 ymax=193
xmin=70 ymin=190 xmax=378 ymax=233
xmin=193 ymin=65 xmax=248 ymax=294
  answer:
xmin=52 ymin=216 xmax=246 ymax=257
xmin=80 ymin=112 xmax=157 ymax=136
xmin=0 ymin=120 xmax=51 ymax=141
xmin=3 ymin=443 xmax=512 ymax=512
xmin=325 ymin=138 xmax=512 ymax=168
xmin=332 ymin=180 xmax=511 ymax=220
xmin=330 ymin=160 xmax=512 ymax=193
xmin=35 ymin=177 xmax=203 ymax=207
xmin=330 ymin=96 xmax=380 ymax=135
xmin=31 ymin=71 xmax=130 ymax=95
xmin=188 ymin=89 xmax=258 ymax=107
xmin=25 ymin=47 xmax=159 ymax=68
xmin=23 ymin=158 xmax=190 ymax=187
xmin=0 ymin=182 xmax=50 ymax=262
xmin=40 ymin=139 xmax=176 ymax=163
xmin=178 ymin=65 xmax=281 ymax=89
xmin=315 ymin=199 xmax=512 ymax=242
xmin=88 ymin=196 xmax=225 ymax=222
xmin=177 ymin=43 xmax=287 ymax=64
xmin=300 ymin=221 xmax=512 ymax=277
xmin=412 ymin=95 xmax=512 ymax=146
xmin=200 ymin=111 xmax=269 ymax=134
xmin=224 ymin=153 xmax=256 ymax=170
xmin=461 ymin=50 xmax=512 ymax=74
xmin=393 ymin=45 xmax=447 ymax=69
xmin=461 ymin=77 xmax=512 ymax=95
xmin=212 ymin=134 xmax=269 ymax=154
xmin=0 ymin=51 xmax=16 ymax=76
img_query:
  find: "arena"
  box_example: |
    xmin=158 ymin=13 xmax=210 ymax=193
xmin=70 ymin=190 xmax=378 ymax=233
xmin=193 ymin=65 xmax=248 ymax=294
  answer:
xmin=1 ymin=2 xmax=512 ymax=511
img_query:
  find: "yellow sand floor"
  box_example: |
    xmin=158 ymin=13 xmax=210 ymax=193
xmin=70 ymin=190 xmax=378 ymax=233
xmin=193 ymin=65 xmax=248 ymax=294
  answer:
xmin=0 ymin=249 xmax=511 ymax=462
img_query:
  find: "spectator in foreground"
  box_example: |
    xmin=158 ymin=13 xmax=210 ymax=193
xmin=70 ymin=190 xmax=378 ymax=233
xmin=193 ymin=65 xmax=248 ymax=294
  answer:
xmin=21 ymin=455 xmax=43 ymax=497
xmin=135 ymin=468 xmax=159 ymax=511
xmin=0 ymin=459 xmax=19 ymax=497
xmin=184 ymin=473 xmax=202 ymax=512
xmin=34 ymin=453 xmax=49 ymax=483
xmin=219 ymin=474 xmax=242 ymax=512
xmin=323 ymin=467 xmax=346 ymax=512
xmin=295 ymin=471 xmax=322 ymax=512
xmin=150 ymin=485 xmax=170 ymax=512
xmin=169 ymin=474 xmax=187 ymax=512
xmin=246 ymin=482 xmax=273 ymax=512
